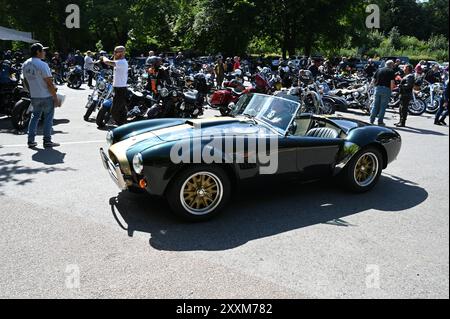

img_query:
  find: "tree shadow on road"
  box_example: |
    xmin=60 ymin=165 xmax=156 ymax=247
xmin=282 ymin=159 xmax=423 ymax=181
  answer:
xmin=109 ymin=174 xmax=428 ymax=252
xmin=0 ymin=151 xmax=75 ymax=194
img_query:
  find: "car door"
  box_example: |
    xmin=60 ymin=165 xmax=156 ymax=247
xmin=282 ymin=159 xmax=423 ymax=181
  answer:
xmin=283 ymin=124 xmax=344 ymax=179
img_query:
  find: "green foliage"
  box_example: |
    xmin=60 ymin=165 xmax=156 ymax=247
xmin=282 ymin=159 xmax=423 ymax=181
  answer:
xmin=0 ymin=0 xmax=448 ymax=60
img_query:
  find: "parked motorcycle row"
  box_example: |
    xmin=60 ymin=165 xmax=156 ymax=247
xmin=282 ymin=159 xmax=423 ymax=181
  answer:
xmin=1 ymin=56 xmax=447 ymax=131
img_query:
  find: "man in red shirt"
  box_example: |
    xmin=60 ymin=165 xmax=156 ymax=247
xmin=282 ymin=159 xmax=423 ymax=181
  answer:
xmin=233 ymin=56 xmax=241 ymax=71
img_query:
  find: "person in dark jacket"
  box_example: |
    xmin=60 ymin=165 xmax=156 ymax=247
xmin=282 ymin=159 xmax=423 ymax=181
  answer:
xmin=435 ymin=80 xmax=449 ymax=126
xmin=395 ymin=64 xmax=415 ymax=127
xmin=364 ymin=59 xmax=377 ymax=78
xmin=425 ymin=65 xmax=441 ymax=84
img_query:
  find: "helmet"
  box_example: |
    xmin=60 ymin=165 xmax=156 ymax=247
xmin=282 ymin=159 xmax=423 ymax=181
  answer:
xmin=262 ymin=67 xmax=271 ymax=75
xmin=146 ymin=56 xmax=162 ymax=68
xmin=299 ymin=69 xmax=313 ymax=84
xmin=288 ymin=61 xmax=295 ymax=68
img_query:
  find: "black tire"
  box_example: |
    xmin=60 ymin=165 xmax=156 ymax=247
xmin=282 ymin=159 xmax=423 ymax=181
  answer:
xmin=84 ymin=100 xmax=97 ymax=121
xmin=341 ymin=147 xmax=383 ymax=193
xmin=321 ymin=99 xmax=336 ymax=115
xmin=408 ymin=99 xmax=426 ymax=116
xmin=166 ymin=165 xmax=231 ymax=222
xmin=219 ymin=107 xmax=231 ymax=116
xmin=73 ymin=78 xmax=82 ymax=89
xmin=425 ymin=97 xmax=440 ymax=114
xmin=11 ymin=99 xmax=31 ymax=130
xmin=96 ymin=106 xmax=111 ymax=128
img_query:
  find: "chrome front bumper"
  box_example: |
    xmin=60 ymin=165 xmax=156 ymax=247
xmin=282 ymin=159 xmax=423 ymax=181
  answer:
xmin=100 ymin=148 xmax=128 ymax=190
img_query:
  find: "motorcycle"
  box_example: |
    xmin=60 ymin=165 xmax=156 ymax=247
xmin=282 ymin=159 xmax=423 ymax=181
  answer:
xmin=0 ymin=79 xmax=31 ymax=130
xmin=66 ymin=65 xmax=83 ymax=89
xmin=84 ymin=75 xmax=112 ymax=121
xmin=96 ymin=88 xmax=152 ymax=128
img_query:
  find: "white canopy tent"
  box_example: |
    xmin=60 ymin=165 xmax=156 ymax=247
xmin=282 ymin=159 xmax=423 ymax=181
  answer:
xmin=0 ymin=26 xmax=37 ymax=43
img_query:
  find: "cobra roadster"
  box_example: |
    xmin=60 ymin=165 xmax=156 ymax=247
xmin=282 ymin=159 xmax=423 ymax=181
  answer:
xmin=100 ymin=94 xmax=401 ymax=221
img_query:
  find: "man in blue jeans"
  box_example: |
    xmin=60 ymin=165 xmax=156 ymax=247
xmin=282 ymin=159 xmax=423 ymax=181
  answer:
xmin=23 ymin=43 xmax=61 ymax=148
xmin=370 ymin=60 xmax=396 ymax=126
xmin=435 ymin=80 xmax=449 ymax=126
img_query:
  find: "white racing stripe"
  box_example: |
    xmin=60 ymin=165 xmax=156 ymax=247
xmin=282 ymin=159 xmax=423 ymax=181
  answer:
xmin=0 ymin=140 xmax=105 ymax=148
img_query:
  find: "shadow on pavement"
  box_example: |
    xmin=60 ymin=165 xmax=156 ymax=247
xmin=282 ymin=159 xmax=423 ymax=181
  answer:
xmin=32 ymin=148 xmax=66 ymax=165
xmin=110 ymin=174 xmax=428 ymax=252
xmin=0 ymin=152 xmax=75 ymax=193
xmin=0 ymin=116 xmax=70 ymax=135
xmin=393 ymin=126 xmax=448 ymax=136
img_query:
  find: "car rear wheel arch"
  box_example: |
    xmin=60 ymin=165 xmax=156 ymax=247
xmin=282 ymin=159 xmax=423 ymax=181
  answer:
xmin=366 ymin=143 xmax=387 ymax=169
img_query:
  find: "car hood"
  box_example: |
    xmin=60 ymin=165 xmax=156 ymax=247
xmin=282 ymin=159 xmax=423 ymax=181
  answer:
xmin=109 ymin=117 xmax=276 ymax=174
xmin=153 ymin=117 xmax=271 ymax=142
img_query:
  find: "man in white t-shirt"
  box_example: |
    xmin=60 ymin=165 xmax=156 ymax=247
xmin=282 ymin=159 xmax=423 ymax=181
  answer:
xmin=23 ymin=43 xmax=61 ymax=148
xmin=101 ymin=46 xmax=128 ymax=126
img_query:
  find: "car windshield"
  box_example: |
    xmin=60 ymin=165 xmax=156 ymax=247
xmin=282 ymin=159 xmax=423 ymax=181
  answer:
xmin=232 ymin=94 xmax=300 ymax=135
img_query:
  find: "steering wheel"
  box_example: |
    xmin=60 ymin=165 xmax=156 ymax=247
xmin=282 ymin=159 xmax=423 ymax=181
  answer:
xmin=288 ymin=120 xmax=298 ymax=135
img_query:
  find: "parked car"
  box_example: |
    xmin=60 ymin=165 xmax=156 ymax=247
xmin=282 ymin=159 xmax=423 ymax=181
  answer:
xmin=100 ymin=94 xmax=402 ymax=221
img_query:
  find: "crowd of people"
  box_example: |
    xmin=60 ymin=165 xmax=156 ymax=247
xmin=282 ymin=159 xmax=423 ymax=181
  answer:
xmin=1 ymin=44 xmax=448 ymax=148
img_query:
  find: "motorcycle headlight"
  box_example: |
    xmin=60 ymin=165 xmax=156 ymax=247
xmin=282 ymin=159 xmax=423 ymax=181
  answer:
xmin=98 ymin=81 xmax=106 ymax=91
xmin=106 ymin=131 xmax=114 ymax=147
xmin=160 ymin=88 xmax=169 ymax=98
xmin=133 ymin=153 xmax=144 ymax=175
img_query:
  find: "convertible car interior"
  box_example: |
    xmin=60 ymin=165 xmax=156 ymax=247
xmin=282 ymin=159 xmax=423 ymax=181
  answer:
xmin=289 ymin=114 xmax=346 ymax=139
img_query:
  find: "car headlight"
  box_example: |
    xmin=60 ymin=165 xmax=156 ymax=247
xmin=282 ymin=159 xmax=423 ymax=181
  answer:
xmin=160 ymin=88 xmax=169 ymax=98
xmin=106 ymin=131 xmax=114 ymax=146
xmin=133 ymin=153 xmax=144 ymax=175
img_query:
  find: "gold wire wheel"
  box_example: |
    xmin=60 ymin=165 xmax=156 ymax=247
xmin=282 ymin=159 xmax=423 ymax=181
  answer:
xmin=180 ymin=172 xmax=223 ymax=215
xmin=354 ymin=152 xmax=379 ymax=187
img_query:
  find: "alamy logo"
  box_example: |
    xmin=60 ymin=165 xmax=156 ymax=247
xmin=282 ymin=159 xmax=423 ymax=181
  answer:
xmin=65 ymin=264 xmax=80 ymax=289
xmin=366 ymin=4 xmax=380 ymax=29
xmin=65 ymin=4 xmax=80 ymax=29
xmin=169 ymin=127 xmax=279 ymax=175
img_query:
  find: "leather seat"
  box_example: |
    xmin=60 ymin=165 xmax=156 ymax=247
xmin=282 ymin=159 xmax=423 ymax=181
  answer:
xmin=184 ymin=90 xmax=198 ymax=103
xmin=306 ymin=127 xmax=339 ymax=139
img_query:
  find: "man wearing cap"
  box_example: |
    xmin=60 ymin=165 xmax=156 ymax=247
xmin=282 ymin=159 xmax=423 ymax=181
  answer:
xmin=101 ymin=46 xmax=128 ymax=126
xmin=22 ymin=43 xmax=61 ymax=148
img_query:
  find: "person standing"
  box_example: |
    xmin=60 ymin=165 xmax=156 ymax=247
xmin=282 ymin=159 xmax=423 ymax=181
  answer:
xmin=84 ymin=51 xmax=95 ymax=88
xmin=395 ymin=64 xmax=415 ymax=127
xmin=74 ymin=50 xmax=84 ymax=81
xmin=51 ymin=52 xmax=63 ymax=81
xmin=23 ymin=43 xmax=61 ymax=148
xmin=364 ymin=59 xmax=377 ymax=78
xmin=415 ymin=60 xmax=425 ymax=76
xmin=308 ymin=59 xmax=321 ymax=79
xmin=214 ymin=57 xmax=225 ymax=88
xmin=435 ymin=80 xmax=449 ymax=126
xmin=233 ymin=56 xmax=241 ymax=71
xmin=101 ymin=46 xmax=128 ymax=126
xmin=370 ymin=60 xmax=396 ymax=126
xmin=175 ymin=51 xmax=184 ymax=67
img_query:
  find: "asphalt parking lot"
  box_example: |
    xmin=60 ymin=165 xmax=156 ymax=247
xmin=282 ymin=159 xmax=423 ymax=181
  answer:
xmin=0 ymin=84 xmax=448 ymax=299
